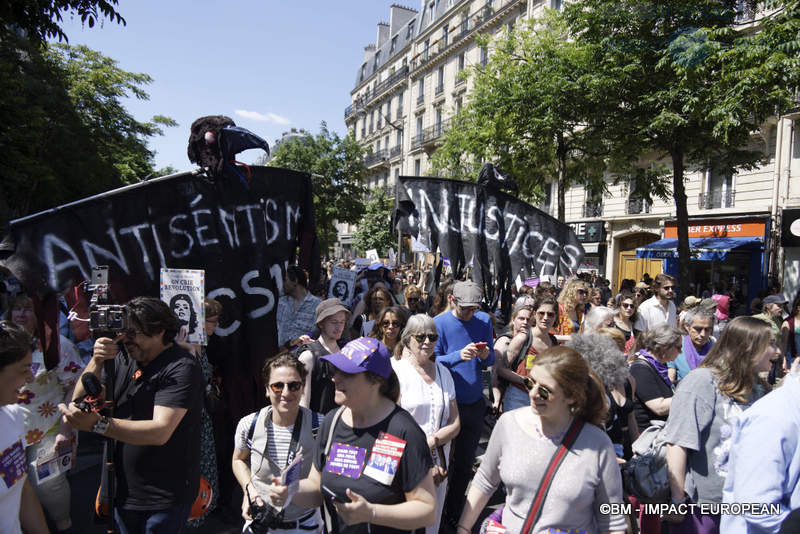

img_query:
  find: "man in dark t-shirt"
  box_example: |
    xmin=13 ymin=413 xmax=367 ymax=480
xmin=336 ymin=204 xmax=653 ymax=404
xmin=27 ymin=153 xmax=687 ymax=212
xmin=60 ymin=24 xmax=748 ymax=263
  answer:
xmin=60 ymin=297 xmax=204 ymax=531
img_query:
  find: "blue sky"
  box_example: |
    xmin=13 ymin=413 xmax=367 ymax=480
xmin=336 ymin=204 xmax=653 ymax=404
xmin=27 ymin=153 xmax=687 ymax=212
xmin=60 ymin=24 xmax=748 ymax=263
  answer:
xmin=56 ymin=1 xmax=401 ymax=171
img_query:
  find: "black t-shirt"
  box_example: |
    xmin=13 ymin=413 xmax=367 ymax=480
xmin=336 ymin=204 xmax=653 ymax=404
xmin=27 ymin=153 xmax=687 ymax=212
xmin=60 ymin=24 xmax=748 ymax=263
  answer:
xmin=112 ymin=344 xmax=204 ymax=510
xmin=314 ymin=406 xmax=433 ymax=534
xmin=629 ymin=358 xmax=673 ymax=431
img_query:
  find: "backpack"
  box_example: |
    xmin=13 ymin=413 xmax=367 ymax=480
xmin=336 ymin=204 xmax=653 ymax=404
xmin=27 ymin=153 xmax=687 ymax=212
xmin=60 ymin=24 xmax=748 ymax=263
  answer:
xmin=621 ymin=420 xmax=670 ymax=503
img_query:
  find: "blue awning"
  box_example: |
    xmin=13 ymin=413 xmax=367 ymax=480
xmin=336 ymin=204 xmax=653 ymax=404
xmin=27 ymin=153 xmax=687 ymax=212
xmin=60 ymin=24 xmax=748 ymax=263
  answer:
xmin=636 ymin=236 xmax=764 ymax=261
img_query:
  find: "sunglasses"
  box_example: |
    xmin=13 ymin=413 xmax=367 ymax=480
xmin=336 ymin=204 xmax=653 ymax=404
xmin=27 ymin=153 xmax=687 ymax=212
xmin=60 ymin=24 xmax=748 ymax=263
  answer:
xmin=621 ymin=303 xmax=635 ymax=309
xmin=521 ymin=377 xmax=553 ymax=400
xmin=407 ymin=297 xmax=419 ymax=302
xmin=382 ymin=320 xmax=401 ymax=327
xmin=269 ymin=381 xmax=303 ymax=394
xmin=413 ymin=333 xmax=439 ymax=343
xmin=536 ymin=310 xmax=556 ymax=318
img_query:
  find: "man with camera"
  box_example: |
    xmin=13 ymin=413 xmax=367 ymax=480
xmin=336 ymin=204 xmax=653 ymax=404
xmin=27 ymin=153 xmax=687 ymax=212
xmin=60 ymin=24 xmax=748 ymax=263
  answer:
xmin=58 ymin=297 xmax=204 ymax=533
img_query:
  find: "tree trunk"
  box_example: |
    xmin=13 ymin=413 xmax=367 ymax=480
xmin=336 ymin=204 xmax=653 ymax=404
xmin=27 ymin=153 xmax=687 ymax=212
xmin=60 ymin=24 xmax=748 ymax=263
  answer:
xmin=557 ymin=133 xmax=566 ymax=222
xmin=671 ymin=150 xmax=691 ymax=298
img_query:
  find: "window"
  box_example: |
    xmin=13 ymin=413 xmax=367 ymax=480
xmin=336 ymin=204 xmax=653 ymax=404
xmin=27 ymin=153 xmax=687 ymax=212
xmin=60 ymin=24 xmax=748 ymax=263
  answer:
xmin=626 ymin=181 xmax=651 ymax=214
xmin=584 ymin=189 xmax=603 ymax=218
xmin=360 ymin=63 xmax=366 ymax=82
xmin=397 ymin=91 xmax=404 ymax=119
xmin=415 ymin=159 xmax=422 ymax=175
xmin=551 ymin=0 xmax=562 ymax=10
xmin=436 ymin=66 xmax=444 ymax=94
xmin=417 ymin=78 xmax=425 ymax=105
xmin=386 ymin=99 xmax=391 ymax=119
xmin=390 ymin=36 xmax=397 ymax=54
xmin=384 ymin=136 xmax=390 ymax=151
xmin=394 ymin=168 xmax=400 ymax=182
xmin=702 ymin=167 xmax=735 ymax=208
xmin=396 ymin=130 xmax=402 ymax=147
xmin=424 ymin=39 xmax=430 ymax=60
xmin=374 ymin=50 xmax=380 ymax=70
xmin=506 ymin=20 xmax=515 ymax=34
xmin=460 ymin=13 xmax=469 ymax=34
xmin=441 ymin=25 xmax=448 ymax=47
xmin=376 ymin=140 xmax=381 ymax=152
xmin=428 ymin=2 xmax=435 ymax=21
xmin=458 ymin=52 xmax=465 ymax=71
xmin=456 ymin=97 xmax=463 ymax=114
xmin=416 ymin=116 xmax=423 ymax=136
xmin=480 ymin=46 xmax=488 ymax=66
xmin=435 ymin=108 xmax=443 ymax=135
xmin=407 ymin=21 xmax=415 ymax=39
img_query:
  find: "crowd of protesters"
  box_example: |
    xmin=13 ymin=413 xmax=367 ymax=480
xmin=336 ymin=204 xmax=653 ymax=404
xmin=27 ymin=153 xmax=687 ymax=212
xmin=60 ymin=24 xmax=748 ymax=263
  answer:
xmin=1 ymin=263 xmax=799 ymax=534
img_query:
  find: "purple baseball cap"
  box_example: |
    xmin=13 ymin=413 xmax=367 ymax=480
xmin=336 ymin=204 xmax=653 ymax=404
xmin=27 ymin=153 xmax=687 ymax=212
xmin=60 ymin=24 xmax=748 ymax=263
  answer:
xmin=321 ymin=337 xmax=392 ymax=379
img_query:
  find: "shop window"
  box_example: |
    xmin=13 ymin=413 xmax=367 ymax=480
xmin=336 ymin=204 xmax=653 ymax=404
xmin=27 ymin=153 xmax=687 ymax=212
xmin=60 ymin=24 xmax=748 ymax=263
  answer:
xmin=700 ymin=168 xmax=735 ymax=209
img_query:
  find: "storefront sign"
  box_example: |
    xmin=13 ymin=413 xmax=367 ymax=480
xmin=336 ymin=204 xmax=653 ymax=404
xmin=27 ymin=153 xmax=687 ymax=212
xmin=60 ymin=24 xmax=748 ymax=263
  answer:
xmin=664 ymin=217 xmax=766 ymax=239
xmin=568 ymin=221 xmax=605 ymax=242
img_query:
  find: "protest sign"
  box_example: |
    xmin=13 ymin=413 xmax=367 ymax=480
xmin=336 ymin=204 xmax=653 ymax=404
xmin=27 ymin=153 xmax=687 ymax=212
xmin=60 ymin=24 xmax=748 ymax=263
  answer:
xmin=160 ymin=268 xmax=206 ymax=345
xmin=0 ymin=166 xmax=319 ymax=419
xmin=328 ymin=267 xmax=356 ymax=306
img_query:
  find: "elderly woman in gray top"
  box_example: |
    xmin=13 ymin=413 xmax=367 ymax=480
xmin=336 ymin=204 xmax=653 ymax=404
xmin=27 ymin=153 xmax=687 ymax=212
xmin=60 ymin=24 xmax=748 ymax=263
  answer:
xmin=457 ymin=346 xmax=626 ymax=534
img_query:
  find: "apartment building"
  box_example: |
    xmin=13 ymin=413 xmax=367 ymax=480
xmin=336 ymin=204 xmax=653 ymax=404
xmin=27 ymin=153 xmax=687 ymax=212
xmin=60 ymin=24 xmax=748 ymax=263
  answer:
xmin=341 ymin=1 xmax=800 ymax=301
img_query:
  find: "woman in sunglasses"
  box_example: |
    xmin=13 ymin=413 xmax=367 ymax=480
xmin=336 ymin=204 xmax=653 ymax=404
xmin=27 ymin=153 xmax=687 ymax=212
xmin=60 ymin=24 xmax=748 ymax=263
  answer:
xmin=233 ymin=353 xmax=322 ymax=533
xmin=497 ymin=298 xmax=559 ymax=412
xmin=370 ymin=307 xmax=409 ymax=356
xmin=268 ymin=337 xmax=437 ymax=534
xmin=458 ymin=346 xmax=626 ymax=534
xmin=553 ymin=279 xmax=589 ymax=341
xmin=612 ymin=291 xmax=638 ymax=354
xmin=391 ymin=315 xmax=460 ymax=534
xmin=404 ymin=286 xmax=426 ymax=315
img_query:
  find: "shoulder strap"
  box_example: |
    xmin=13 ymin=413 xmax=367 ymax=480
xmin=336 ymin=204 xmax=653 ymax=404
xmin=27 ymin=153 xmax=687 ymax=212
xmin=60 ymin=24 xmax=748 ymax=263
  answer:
xmin=323 ymin=406 xmax=346 ymax=457
xmin=247 ymin=407 xmax=268 ymax=448
xmin=508 ymin=330 xmax=532 ymax=373
xmin=520 ymin=418 xmax=585 ymax=534
xmin=285 ymin=409 xmax=304 ymax=466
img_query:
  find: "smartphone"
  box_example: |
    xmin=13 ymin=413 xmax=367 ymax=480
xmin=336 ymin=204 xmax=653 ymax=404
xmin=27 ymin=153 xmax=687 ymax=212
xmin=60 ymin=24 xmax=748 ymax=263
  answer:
xmin=474 ymin=342 xmax=488 ymax=349
xmin=322 ymin=485 xmax=347 ymax=504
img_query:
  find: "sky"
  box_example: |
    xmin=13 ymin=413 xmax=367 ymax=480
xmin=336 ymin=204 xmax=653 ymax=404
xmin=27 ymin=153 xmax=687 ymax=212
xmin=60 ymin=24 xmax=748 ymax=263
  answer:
xmin=55 ymin=1 xmax=403 ymax=172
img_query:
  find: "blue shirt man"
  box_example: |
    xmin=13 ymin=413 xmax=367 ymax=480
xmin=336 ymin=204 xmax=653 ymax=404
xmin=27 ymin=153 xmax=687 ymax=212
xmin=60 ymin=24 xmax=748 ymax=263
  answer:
xmin=434 ymin=280 xmax=494 ymax=526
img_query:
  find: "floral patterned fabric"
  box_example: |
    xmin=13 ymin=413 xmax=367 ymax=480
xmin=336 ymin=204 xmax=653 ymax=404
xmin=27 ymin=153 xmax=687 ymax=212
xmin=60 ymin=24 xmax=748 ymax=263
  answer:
xmin=17 ymin=335 xmax=83 ymax=446
xmin=552 ymin=302 xmax=583 ymax=337
xmin=187 ymin=346 xmax=218 ymax=525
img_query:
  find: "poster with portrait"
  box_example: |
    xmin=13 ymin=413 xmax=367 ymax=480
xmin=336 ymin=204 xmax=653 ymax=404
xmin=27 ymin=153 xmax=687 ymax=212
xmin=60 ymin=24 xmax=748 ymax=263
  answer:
xmin=328 ymin=267 xmax=356 ymax=306
xmin=160 ymin=268 xmax=206 ymax=345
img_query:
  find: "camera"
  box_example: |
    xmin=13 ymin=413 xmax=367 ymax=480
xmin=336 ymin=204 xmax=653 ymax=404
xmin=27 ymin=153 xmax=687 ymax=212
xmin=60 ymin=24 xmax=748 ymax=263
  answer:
xmin=89 ymin=305 xmax=129 ymax=336
xmin=248 ymin=500 xmax=283 ymax=534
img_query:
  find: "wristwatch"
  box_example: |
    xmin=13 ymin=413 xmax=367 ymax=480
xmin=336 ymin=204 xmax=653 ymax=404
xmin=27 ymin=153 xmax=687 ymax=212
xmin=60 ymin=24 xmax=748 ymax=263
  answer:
xmin=92 ymin=415 xmax=111 ymax=435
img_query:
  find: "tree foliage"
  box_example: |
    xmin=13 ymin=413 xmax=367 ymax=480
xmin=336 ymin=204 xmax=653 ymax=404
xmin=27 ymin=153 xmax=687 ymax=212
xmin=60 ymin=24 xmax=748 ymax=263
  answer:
xmin=268 ymin=123 xmax=366 ymax=257
xmin=560 ymin=0 xmax=800 ymax=293
xmin=353 ymin=188 xmax=394 ymax=257
xmin=0 ymin=35 xmax=174 ymax=223
xmin=0 ymin=0 xmax=125 ymax=43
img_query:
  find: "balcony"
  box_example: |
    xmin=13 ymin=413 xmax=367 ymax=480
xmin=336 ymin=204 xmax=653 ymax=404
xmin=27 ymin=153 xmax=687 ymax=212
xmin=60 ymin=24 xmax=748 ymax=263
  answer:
xmin=364 ymin=149 xmax=389 ymax=167
xmin=626 ymin=197 xmax=651 ymax=215
xmin=583 ymin=203 xmax=603 ymax=218
xmin=699 ymin=190 xmax=735 ymax=209
xmin=343 ymin=65 xmax=410 ymax=118
xmin=411 ymin=120 xmax=450 ymax=150
xmin=389 ymin=145 xmax=403 ymax=159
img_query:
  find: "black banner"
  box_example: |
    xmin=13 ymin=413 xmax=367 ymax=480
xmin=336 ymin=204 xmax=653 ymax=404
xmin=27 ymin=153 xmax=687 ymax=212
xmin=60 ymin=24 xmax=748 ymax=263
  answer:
xmin=394 ymin=176 xmax=584 ymax=292
xmin=0 ymin=166 xmax=318 ymax=418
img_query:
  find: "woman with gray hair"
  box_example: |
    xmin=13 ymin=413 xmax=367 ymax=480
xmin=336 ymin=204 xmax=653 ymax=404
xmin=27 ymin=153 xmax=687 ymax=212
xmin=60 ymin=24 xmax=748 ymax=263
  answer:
xmin=568 ymin=334 xmax=638 ymax=460
xmin=629 ymin=323 xmax=683 ymax=431
xmin=391 ymin=314 xmax=460 ymax=534
xmin=580 ymin=305 xmax=617 ymax=335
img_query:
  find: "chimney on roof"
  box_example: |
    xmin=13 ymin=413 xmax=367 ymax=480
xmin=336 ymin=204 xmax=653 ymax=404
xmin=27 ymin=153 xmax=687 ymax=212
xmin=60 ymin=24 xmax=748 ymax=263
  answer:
xmin=376 ymin=22 xmax=390 ymax=48
xmin=390 ymin=4 xmax=417 ymax=35
xmin=363 ymin=44 xmax=376 ymax=63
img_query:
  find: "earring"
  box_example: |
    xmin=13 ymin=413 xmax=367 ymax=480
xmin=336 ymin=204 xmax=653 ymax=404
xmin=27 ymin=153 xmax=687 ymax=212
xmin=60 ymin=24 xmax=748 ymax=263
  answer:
xmin=569 ymin=405 xmax=576 ymax=415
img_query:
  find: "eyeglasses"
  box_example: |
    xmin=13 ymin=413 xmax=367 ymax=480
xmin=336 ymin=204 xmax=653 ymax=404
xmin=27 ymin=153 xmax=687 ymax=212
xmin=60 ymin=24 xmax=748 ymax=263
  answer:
xmin=382 ymin=320 xmax=401 ymax=328
xmin=269 ymin=381 xmax=303 ymax=394
xmin=621 ymin=303 xmax=635 ymax=309
xmin=521 ymin=377 xmax=553 ymax=400
xmin=413 ymin=333 xmax=439 ymax=343
xmin=536 ymin=310 xmax=556 ymax=318
xmin=407 ymin=297 xmax=419 ymax=302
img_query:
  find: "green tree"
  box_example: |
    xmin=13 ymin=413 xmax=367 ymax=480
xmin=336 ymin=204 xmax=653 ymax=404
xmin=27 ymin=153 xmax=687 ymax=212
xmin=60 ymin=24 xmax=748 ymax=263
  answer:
xmin=268 ymin=122 xmax=366 ymax=257
xmin=0 ymin=0 xmax=125 ymax=43
xmin=353 ymin=189 xmax=394 ymax=257
xmin=431 ymin=17 xmax=668 ymax=220
xmin=561 ymin=0 xmax=800 ymax=294
xmin=0 ymin=36 xmax=175 ymax=221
